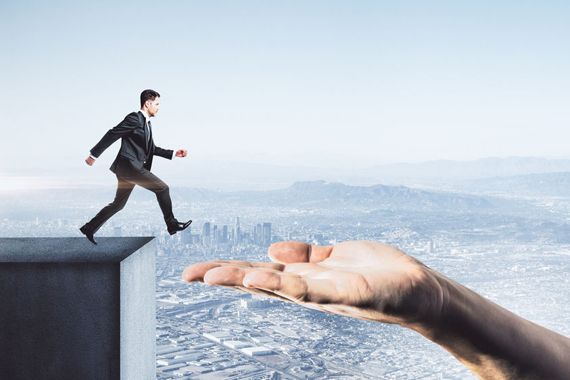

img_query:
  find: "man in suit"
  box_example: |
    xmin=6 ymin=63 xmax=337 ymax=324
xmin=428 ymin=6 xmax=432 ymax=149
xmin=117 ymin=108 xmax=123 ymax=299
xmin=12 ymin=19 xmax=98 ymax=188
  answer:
xmin=80 ymin=89 xmax=192 ymax=244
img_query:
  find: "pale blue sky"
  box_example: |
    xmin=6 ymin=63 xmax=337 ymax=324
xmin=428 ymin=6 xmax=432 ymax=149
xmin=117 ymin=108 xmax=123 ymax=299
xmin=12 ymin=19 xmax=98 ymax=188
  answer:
xmin=1 ymin=1 xmax=570 ymax=178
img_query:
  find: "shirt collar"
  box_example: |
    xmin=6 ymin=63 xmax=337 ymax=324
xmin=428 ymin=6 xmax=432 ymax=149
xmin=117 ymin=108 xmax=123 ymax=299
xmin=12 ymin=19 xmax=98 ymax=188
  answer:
xmin=139 ymin=109 xmax=150 ymax=122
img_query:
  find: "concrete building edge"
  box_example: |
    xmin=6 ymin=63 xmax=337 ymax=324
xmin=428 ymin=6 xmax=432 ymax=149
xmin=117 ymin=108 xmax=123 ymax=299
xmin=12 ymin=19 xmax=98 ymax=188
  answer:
xmin=120 ymin=238 xmax=157 ymax=380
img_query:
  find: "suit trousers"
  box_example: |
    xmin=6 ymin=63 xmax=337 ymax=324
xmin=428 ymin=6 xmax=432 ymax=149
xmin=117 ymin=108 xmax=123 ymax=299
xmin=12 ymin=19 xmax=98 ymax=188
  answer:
xmin=84 ymin=168 xmax=175 ymax=233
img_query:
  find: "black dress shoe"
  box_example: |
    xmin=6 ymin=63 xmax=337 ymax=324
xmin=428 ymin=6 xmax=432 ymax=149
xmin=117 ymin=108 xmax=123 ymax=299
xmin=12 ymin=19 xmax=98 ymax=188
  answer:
xmin=79 ymin=225 xmax=97 ymax=245
xmin=168 ymin=220 xmax=192 ymax=235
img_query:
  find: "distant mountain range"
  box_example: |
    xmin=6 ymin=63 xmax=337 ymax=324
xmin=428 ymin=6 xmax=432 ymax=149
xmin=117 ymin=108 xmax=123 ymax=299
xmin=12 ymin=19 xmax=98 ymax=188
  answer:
xmin=192 ymin=156 xmax=570 ymax=188
xmin=362 ymin=157 xmax=570 ymax=184
xmin=262 ymin=181 xmax=494 ymax=210
xmin=5 ymin=157 xmax=570 ymax=200
xmin=453 ymin=172 xmax=570 ymax=197
xmin=172 ymin=180 xmax=507 ymax=213
xmin=0 ymin=177 xmax=542 ymax=222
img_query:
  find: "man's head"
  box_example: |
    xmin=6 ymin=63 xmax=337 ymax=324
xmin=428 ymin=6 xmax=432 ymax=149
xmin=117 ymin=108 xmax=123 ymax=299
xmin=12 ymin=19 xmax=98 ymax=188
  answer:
xmin=140 ymin=89 xmax=160 ymax=117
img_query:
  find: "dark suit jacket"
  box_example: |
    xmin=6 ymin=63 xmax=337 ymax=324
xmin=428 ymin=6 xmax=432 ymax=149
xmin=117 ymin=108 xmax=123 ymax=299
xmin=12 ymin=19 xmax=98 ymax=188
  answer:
xmin=90 ymin=111 xmax=173 ymax=177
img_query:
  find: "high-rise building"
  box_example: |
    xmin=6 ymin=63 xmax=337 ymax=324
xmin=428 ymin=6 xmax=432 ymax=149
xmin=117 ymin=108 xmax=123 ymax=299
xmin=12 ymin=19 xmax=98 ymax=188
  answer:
xmin=255 ymin=223 xmax=262 ymax=245
xmin=182 ymin=226 xmax=192 ymax=245
xmin=262 ymin=222 xmax=272 ymax=246
xmin=234 ymin=217 xmax=241 ymax=244
xmin=428 ymin=239 xmax=435 ymax=253
xmin=212 ymin=225 xmax=218 ymax=245
xmin=202 ymin=222 xmax=211 ymax=246
xmin=222 ymin=225 xmax=228 ymax=243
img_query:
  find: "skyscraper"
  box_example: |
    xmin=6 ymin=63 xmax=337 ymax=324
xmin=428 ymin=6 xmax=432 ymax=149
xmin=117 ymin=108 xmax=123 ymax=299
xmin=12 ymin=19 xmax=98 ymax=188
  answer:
xmin=182 ymin=226 xmax=192 ymax=245
xmin=234 ymin=217 xmax=241 ymax=244
xmin=262 ymin=222 xmax=272 ymax=246
xmin=255 ymin=223 xmax=262 ymax=245
xmin=212 ymin=224 xmax=218 ymax=245
xmin=202 ymin=222 xmax=211 ymax=246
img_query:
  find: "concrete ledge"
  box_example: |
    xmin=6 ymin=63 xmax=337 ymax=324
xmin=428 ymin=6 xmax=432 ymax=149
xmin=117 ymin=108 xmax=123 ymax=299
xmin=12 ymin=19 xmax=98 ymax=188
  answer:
xmin=0 ymin=237 xmax=156 ymax=380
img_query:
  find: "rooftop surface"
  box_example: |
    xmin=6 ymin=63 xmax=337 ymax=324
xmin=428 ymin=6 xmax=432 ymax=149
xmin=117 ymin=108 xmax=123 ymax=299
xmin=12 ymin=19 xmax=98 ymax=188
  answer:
xmin=0 ymin=237 xmax=154 ymax=263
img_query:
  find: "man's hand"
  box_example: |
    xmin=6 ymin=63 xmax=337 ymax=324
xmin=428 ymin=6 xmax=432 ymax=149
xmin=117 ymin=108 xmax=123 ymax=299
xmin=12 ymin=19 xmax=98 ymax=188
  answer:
xmin=182 ymin=241 xmax=444 ymax=325
xmin=85 ymin=156 xmax=95 ymax=166
xmin=175 ymin=149 xmax=188 ymax=158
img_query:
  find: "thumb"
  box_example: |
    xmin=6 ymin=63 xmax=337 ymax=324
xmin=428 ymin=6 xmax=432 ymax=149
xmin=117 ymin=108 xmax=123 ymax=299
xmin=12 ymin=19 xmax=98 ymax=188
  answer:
xmin=268 ymin=242 xmax=333 ymax=264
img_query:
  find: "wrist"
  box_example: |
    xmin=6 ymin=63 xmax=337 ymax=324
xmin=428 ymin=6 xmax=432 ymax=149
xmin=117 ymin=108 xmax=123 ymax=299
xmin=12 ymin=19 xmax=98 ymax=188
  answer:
xmin=413 ymin=272 xmax=570 ymax=379
xmin=409 ymin=274 xmax=508 ymax=376
xmin=394 ymin=266 xmax=449 ymax=328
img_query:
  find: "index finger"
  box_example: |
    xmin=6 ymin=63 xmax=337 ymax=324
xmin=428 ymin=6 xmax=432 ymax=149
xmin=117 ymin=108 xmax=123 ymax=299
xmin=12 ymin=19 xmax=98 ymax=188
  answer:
xmin=182 ymin=260 xmax=284 ymax=282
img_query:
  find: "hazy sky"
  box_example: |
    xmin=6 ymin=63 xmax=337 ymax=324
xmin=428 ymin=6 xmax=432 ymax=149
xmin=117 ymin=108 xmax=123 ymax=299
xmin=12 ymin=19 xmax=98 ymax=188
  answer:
xmin=2 ymin=0 xmax=570 ymax=176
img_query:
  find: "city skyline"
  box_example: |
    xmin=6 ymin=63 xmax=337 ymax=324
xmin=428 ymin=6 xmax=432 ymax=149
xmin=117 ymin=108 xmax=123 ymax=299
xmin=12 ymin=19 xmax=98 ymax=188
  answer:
xmin=3 ymin=169 xmax=570 ymax=378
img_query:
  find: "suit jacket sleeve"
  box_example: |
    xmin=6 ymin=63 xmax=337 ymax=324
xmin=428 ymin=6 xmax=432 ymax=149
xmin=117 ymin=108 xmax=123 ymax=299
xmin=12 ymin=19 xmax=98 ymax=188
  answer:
xmin=89 ymin=112 xmax=139 ymax=158
xmin=154 ymin=146 xmax=174 ymax=160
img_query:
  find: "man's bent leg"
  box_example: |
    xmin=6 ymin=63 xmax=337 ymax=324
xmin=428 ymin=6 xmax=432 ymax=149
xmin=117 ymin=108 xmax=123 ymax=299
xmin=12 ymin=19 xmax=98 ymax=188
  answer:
xmin=123 ymin=169 xmax=176 ymax=226
xmin=82 ymin=177 xmax=135 ymax=234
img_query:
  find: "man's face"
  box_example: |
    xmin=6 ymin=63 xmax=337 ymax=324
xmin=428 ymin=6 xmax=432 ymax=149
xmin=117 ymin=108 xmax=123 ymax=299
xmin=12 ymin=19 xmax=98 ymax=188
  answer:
xmin=146 ymin=97 xmax=160 ymax=117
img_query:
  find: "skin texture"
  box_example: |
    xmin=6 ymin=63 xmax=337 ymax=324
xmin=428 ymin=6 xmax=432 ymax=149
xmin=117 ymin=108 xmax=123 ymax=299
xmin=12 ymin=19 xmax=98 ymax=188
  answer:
xmin=85 ymin=156 xmax=95 ymax=166
xmin=84 ymin=96 xmax=187 ymax=165
xmin=182 ymin=240 xmax=570 ymax=379
xmin=145 ymin=98 xmax=160 ymax=117
xmin=175 ymin=149 xmax=188 ymax=158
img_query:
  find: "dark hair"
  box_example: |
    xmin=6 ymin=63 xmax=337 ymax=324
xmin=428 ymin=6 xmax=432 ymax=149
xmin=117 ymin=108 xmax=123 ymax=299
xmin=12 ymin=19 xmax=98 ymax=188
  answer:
xmin=140 ymin=89 xmax=160 ymax=108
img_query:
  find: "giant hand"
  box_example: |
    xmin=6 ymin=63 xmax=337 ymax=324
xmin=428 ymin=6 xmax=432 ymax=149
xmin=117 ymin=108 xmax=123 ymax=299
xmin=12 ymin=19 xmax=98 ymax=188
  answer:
xmin=182 ymin=241 xmax=444 ymax=326
xmin=182 ymin=240 xmax=570 ymax=379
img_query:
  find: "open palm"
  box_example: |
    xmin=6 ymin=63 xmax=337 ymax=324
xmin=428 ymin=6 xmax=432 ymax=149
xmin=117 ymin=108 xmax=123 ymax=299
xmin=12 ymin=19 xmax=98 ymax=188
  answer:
xmin=183 ymin=241 xmax=443 ymax=326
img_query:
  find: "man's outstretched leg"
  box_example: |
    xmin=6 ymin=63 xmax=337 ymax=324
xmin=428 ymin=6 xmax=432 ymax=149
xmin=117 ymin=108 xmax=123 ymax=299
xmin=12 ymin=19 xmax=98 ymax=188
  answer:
xmin=123 ymin=168 xmax=191 ymax=235
xmin=80 ymin=178 xmax=135 ymax=244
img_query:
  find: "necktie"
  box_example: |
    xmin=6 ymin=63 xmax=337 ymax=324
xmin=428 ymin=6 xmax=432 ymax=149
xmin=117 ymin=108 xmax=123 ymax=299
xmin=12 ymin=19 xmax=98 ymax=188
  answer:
xmin=146 ymin=121 xmax=152 ymax=149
